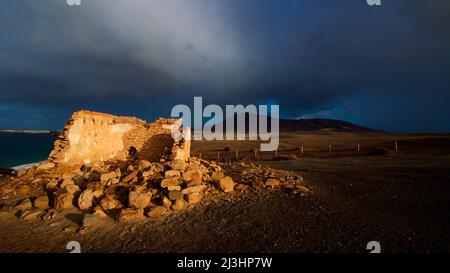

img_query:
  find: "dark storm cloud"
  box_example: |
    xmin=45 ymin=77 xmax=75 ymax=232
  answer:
xmin=0 ymin=0 xmax=449 ymax=131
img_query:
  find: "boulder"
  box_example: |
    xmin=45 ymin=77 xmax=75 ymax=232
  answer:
xmin=161 ymin=177 xmax=179 ymax=188
xmin=182 ymin=168 xmax=203 ymax=184
xmin=147 ymin=206 xmax=167 ymax=218
xmin=162 ymin=197 xmax=172 ymax=208
xmin=60 ymin=179 xmax=74 ymax=189
xmin=33 ymin=196 xmax=49 ymax=209
xmin=171 ymin=199 xmax=186 ymax=211
xmin=54 ymin=193 xmax=74 ymax=210
xmin=65 ymin=184 xmax=80 ymax=195
xmin=165 ymin=170 xmax=181 ymax=178
xmin=100 ymin=171 xmax=117 ymax=182
xmin=14 ymin=199 xmax=33 ymax=211
xmin=78 ymin=189 xmax=95 ymax=210
xmin=128 ymin=191 xmax=152 ymax=209
xmin=219 ymin=176 xmax=234 ymax=193
xmin=142 ymin=170 xmax=154 ymax=180
xmin=186 ymin=192 xmax=202 ymax=204
xmin=118 ymin=208 xmax=144 ymax=222
xmin=86 ymin=182 xmax=104 ymax=198
xmin=45 ymin=180 xmax=59 ymax=191
xmin=181 ymin=185 xmax=207 ymax=195
xmin=93 ymin=205 xmax=108 ymax=217
xmin=138 ymin=160 xmax=152 ymax=171
xmin=168 ymin=190 xmax=183 ymax=201
xmin=100 ymin=195 xmax=123 ymax=211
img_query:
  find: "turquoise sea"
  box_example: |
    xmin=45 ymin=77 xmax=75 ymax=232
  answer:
xmin=0 ymin=133 xmax=57 ymax=168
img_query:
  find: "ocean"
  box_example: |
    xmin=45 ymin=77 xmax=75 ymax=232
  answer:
xmin=0 ymin=133 xmax=57 ymax=168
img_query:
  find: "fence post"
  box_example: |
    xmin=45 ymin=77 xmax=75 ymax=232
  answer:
xmin=235 ymin=149 xmax=239 ymax=160
xmin=199 ymin=152 xmax=202 ymax=159
xmin=395 ymin=141 xmax=398 ymax=152
xmin=217 ymin=151 xmax=220 ymax=161
xmin=357 ymin=143 xmax=360 ymax=152
xmin=328 ymin=144 xmax=332 ymax=153
xmin=301 ymin=146 xmax=304 ymax=156
xmin=254 ymin=147 xmax=257 ymax=157
xmin=275 ymin=149 xmax=278 ymax=155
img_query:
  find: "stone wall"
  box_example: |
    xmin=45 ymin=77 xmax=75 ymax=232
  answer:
xmin=48 ymin=110 xmax=189 ymax=166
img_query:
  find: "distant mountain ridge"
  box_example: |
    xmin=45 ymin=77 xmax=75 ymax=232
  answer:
xmin=220 ymin=114 xmax=377 ymax=132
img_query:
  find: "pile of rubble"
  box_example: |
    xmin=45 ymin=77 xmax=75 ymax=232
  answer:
xmin=0 ymin=157 xmax=310 ymax=225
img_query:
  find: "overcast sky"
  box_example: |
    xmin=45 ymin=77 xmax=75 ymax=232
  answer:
xmin=0 ymin=0 xmax=449 ymax=132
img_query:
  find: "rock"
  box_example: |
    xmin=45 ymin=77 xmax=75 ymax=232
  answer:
xmin=36 ymin=162 xmax=55 ymax=171
xmin=165 ymin=170 xmax=181 ymax=178
xmin=16 ymin=168 xmax=28 ymax=177
xmin=60 ymin=179 xmax=74 ymax=189
xmin=54 ymin=193 xmax=74 ymax=210
xmin=171 ymin=199 xmax=186 ymax=211
xmin=142 ymin=170 xmax=154 ymax=180
xmin=115 ymin=168 xmax=121 ymax=178
xmin=147 ymin=206 xmax=167 ymax=218
xmin=211 ymin=171 xmax=225 ymax=181
xmin=168 ymin=160 xmax=186 ymax=171
xmin=78 ymin=190 xmax=94 ymax=210
xmin=181 ymin=185 xmax=207 ymax=195
xmin=219 ymin=176 xmax=234 ymax=193
xmin=168 ymin=190 xmax=183 ymax=200
xmin=100 ymin=195 xmax=123 ymax=211
xmin=186 ymin=192 xmax=202 ymax=204
xmin=167 ymin=186 xmax=180 ymax=191
xmin=46 ymin=180 xmax=59 ymax=191
xmin=297 ymin=185 xmax=311 ymax=193
xmin=118 ymin=208 xmax=144 ymax=222
xmin=182 ymin=168 xmax=203 ymax=184
xmin=93 ymin=205 xmax=108 ymax=217
xmin=86 ymin=182 xmax=104 ymax=198
xmin=128 ymin=191 xmax=152 ymax=209
xmin=64 ymin=185 xmax=80 ymax=195
xmin=162 ymin=197 xmax=172 ymax=208
xmin=33 ymin=196 xmax=49 ymax=209
xmin=17 ymin=185 xmax=30 ymax=195
xmin=20 ymin=209 xmax=45 ymax=221
xmin=122 ymin=170 xmax=138 ymax=183
xmin=265 ymin=178 xmax=280 ymax=188
xmin=161 ymin=177 xmax=179 ymax=188
xmin=14 ymin=198 xmax=33 ymax=211
xmin=138 ymin=160 xmax=152 ymax=171
xmin=100 ymin=171 xmax=117 ymax=182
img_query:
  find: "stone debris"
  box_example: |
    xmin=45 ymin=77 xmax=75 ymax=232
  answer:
xmin=2 ymin=156 xmax=310 ymax=223
xmin=219 ymin=176 xmax=235 ymax=193
xmin=33 ymin=196 xmax=49 ymax=209
xmin=0 ymin=110 xmax=310 ymax=225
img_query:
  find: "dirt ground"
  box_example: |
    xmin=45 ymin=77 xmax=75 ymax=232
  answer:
xmin=0 ymin=133 xmax=449 ymax=253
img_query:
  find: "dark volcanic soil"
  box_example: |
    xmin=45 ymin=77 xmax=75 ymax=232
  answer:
xmin=1 ymin=153 xmax=449 ymax=253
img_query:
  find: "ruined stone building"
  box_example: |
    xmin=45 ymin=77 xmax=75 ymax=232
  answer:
xmin=48 ymin=111 xmax=190 ymax=166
